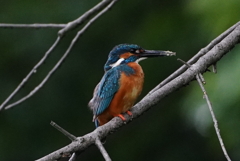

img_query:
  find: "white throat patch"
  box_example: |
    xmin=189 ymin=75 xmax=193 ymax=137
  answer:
xmin=136 ymin=57 xmax=147 ymax=63
xmin=109 ymin=58 xmax=125 ymax=68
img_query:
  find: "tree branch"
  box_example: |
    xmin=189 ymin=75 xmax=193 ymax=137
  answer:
xmin=0 ymin=0 xmax=119 ymax=112
xmin=50 ymin=122 xmax=80 ymax=161
xmin=177 ymin=57 xmax=230 ymax=161
xmin=36 ymin=23 xmax=240 ymax=161
xmin=0 ymin=0 xmax=113 ymax=30
xmin=0 ymin=23 xmax=66 ymax=29
xmin=68 ymin=153 xmax=78 ymax=161
xmin=58 ymin=0 xmax=114 ymax=36
xmin=50 ymin=121 xmax=77 ymax=141
xmin=149 ymin=21 xmax=240 ymax=95
xmin=196 ymin=74 xmax=231 ymax=161
xmin=95 ymin=137 xmax=112 ymax=161
xmin=0 ymin=36 xmax=62 ymax=111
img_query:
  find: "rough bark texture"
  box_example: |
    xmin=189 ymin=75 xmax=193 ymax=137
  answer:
xmin=37 ymin=23 xmax=240 ymax=161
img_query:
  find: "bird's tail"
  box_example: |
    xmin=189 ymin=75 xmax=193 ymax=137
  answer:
xmin=94 ymin=119 xmax=99 ymax=128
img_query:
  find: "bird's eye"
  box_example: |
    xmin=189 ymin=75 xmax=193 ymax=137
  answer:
xmin=135 ymin=49 xmax=144 ymax=53
xmin=130 ymin=48 xmax=144 ymax=53
xmin=135 ymin=49 xmax=140 ymax=53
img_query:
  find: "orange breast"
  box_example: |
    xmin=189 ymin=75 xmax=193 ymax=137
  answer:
xmin=97 ymin=62 xmax=144 ymax=125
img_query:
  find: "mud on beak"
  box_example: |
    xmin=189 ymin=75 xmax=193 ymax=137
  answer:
xmin=139 ymin=50 xmax=176 ymax=58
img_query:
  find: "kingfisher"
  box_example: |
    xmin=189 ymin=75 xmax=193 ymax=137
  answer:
xmin=89 ymin=44 xmax=175 ymax=127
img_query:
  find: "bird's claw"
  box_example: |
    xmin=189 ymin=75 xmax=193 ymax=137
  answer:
xmin=126 ymin=111 xmax=133 ymax=120
xmin=117 ymin=111 xmax=133 ymax=123
xmin=117 ymin=114 xmax=126 ymax=122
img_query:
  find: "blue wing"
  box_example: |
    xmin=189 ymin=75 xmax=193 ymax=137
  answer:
xmin=88 ymin=65 xmax=135 ymax=127
xmin=89 ymin=67 xmax=120 ymax=117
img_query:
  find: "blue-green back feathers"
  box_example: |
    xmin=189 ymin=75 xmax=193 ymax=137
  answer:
xmin=89 ymin=44 xmax=143 ymax=127
xmin=89 ymin=65 xmax=135 ymax=119
xmin=95 ymin=68 xmax=120 ymax=116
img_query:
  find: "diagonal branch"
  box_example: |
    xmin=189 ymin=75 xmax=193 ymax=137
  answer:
xmin=177 ymin=57 xmax=230 ymax=161
xmin=36 ymin=23 xmax=240 ymax=161
xmin=50 ymin=121 xmax=80 ymax=161
xmin=50 ymin=121 xmax=77 ymax=141
xmin=95 ymin=137 xmax=112 ymax=161
xmin=149 ymin=21 xmax=240 ymax=95
xmin=68 ymin=153 xmax=78 ymax=161
xmin=0 ymin=36 xmax=62 ymax=111
xmin=0 ymin=0 xmax=119 ymax=112
xmin=58 ymin=0 xmax=113 ymax=36
xmin=0 ymin=0 xmax=113 ymax=30
xmin=196 ymin=74 xmax=231 ymax=161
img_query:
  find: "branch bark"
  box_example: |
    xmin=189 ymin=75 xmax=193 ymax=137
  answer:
xmin=0 ymin=23 xmax=66 ymax=29
xmin=196 ymin=74 xmax=231 ymax=161
xmin=36 ymin=23 xmax=240 ymax=161
xmin=149 ymin=21 xmax=240 ymax=94
xmin=95 ymin=137 xmax=112 ymax=161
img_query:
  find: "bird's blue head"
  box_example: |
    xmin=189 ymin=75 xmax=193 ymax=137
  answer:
xmin=104 ymin=44 xmax=175 ymax=71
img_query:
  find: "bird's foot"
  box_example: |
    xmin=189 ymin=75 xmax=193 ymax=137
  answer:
xmin=117 ymin=114 xmax=127 ymax=124
xmin=126 ymin=110 xmax=132 ymax=116
xmin=117 ymin=114 xmax=126 ymax=121
xmin=117 ymin=111 xmax=133 ymax=123
xmin=126 ymin=111 xmax=133 ymax=120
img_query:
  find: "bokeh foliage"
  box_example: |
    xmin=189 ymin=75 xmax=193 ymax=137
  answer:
xmin=0 ymin=0 xmax=240 ymax=160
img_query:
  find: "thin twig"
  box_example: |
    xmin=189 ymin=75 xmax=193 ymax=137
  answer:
xmin=198 ymin=73 xmax=206 ymax=84
xmin=0 ymin=23 xmax=66 ymax=29
xmin=58 ymin=0 xmax=113 ymax=36
xmin=196 ymin=74 xmax=231 ymax=161
xmin=95 ymin=137 xmax=112 ymax=161
xmin=0 ymin=36 xmax=62 ymax=111
xmin=50 ymin=121 xmax=77 ymax=141
xmin=0 ymin=0 xmax=113 ymax=31
xmin=51 ymin=121 xmax=79 ymax=161
xmin=178 ymin=58 xmax=228 ymax=158
xmin=177 ymin=58 xmax=191 ymax=67
xmin=69 ymin=153 xmax=78 ymax=161
xmin=36 ymin=23 xmax=240 ymax=161
xmin=148 ymin=21 xmax=240 ymax=95
xmin=1 ymin=0 xmax=119 ymax=111
xmin=213 ymin=63 xmax=217 ymax=73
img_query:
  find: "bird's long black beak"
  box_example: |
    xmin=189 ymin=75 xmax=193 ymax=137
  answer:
xmin=139 ymin=50 xmax=176 ymax=58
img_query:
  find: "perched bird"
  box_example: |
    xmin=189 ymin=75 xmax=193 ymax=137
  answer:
xmin=89 ymin=44 xmax=175 ymax=127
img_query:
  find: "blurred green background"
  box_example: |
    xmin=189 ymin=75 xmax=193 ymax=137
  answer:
xmin=0 ymin=0 xmax=240 ymax=160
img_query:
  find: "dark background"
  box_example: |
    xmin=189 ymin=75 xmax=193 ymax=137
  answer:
xmin=1 ymin=0 xmax=240 ymax=160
